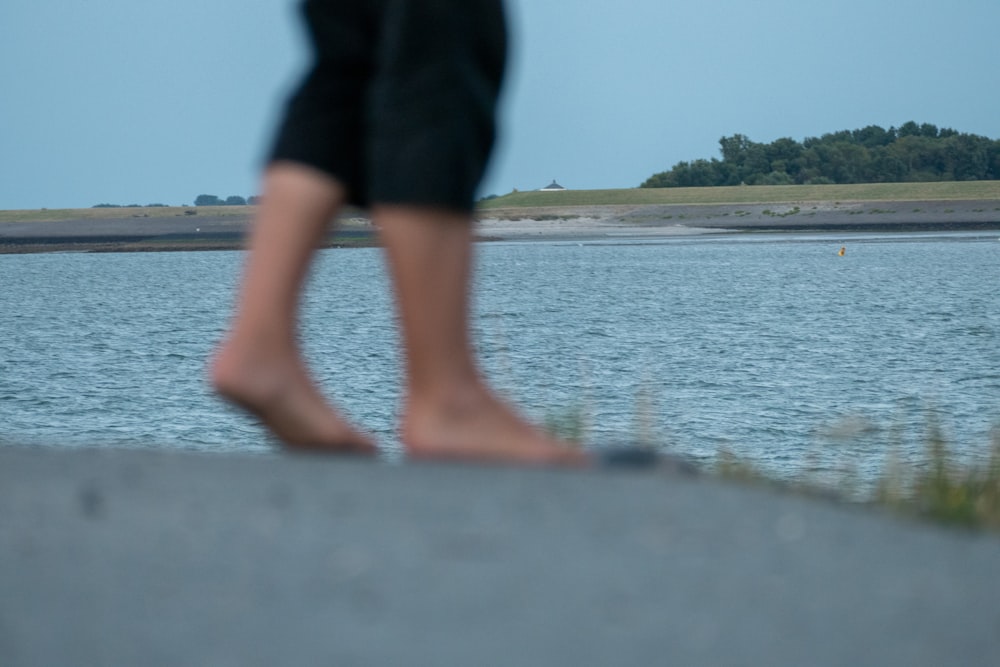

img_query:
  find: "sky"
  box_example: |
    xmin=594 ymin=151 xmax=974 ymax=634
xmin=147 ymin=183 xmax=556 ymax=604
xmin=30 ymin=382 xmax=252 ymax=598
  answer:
xmin=2 ymin=0 xmax=999 ymax=210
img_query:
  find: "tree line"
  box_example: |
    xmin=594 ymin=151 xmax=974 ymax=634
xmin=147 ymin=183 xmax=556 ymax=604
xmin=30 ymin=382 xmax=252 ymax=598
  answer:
xmin=194 ymin=194 xmax=262 ymax=206
xmin=640 ymin=122 xmax=1000 ymax=188
xmin=92 ymin=194 xmax=261 ymax=208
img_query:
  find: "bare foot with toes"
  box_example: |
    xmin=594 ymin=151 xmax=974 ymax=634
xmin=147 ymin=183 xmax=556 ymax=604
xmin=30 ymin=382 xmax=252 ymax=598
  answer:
xmin=401 ymin=383 xmax=588 ymax=467
xmin=210 ymin=339 xmax=377 ymax=455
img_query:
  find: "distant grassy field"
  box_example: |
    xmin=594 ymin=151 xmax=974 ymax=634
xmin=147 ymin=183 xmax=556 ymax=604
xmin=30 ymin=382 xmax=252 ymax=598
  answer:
xmin=0 ymin=205 xmax=253 ymax=224
xmin=480 ymin=181 xmax=1000 ymax=209
xmin=4 ymin=181 xmax=1000 ymax=223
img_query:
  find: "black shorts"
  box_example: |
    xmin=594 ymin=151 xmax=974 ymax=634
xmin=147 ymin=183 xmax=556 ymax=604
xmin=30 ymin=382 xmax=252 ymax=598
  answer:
xmin=269 ymin=0 xmax=507 ymax=213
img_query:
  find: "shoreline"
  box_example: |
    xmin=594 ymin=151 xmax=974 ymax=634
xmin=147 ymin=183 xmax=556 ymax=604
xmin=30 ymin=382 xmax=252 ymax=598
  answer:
xmin=1 ymin=199 xmax=999 ymax=254
xmin=476 ymin=198 xmax=1000 ymax=241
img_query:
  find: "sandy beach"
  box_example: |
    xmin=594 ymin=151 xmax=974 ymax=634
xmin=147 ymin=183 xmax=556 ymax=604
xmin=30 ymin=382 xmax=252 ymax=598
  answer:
xmin=1 ymin=199 xmax=999 ymax=253
xmin=476 ymin=199 xmax=1000 ymax=241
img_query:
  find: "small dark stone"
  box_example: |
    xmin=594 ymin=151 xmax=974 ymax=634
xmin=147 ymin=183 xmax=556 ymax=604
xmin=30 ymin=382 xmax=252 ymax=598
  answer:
xmin=79 ymin=484 xmax=105 ymax=519
xmin=599 ymin=447 xmax=699 ymax=474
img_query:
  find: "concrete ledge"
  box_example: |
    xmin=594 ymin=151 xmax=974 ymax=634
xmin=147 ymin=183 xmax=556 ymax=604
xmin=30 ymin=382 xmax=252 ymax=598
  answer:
xmin=2 ymin=445 xmax=998 ymax=666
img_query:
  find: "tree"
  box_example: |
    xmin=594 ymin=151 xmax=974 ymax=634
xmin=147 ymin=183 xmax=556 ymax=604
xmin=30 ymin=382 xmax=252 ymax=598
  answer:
xmin=195 ymin=194 xmax=222 ymax=206
xmin=945 ymin=134 xmax=990 ymax=181
xmin=919 ymin=123 xmax=940 ymax=139
xmin=757 ymin=170 xmax=793 ymax=185
xmin=225 ymin=195 xmax=247 ymax=205
xmin=869 ymin=150 xmax=907 ymax=182
xmin=719 ymin=134 xmax=753 ymax=166
xmin=640 ymin=122 xmax=1000 ymax=188
xmin=852 ymin=125 xmax=895 ymax=148
xmin=988 ymin=142 xmax=1000 ymax=180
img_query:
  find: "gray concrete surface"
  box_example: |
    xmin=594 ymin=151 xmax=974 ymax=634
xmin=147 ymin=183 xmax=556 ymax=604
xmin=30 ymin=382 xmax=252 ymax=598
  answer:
xmin=1 ymin=444 xmax=998 ymax=666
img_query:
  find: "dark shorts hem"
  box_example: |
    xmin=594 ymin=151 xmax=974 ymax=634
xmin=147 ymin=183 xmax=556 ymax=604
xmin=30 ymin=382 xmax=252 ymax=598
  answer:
xmin=268 ymin=0 xmax=507 ymax=213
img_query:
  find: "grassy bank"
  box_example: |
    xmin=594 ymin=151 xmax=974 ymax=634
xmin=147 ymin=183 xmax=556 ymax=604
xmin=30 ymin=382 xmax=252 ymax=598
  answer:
xmin=5 ymin=182 xmax=1000 ymax=224
xmin=0 ymin=205 xmax=255 ymax=224
xmin=480 ymin=181 xmax=1000 ymax=209
xmin=547 ymin=407 xmax=1000 ymax=532
xmin=715 ymin=429 xmax=1000 ymax=532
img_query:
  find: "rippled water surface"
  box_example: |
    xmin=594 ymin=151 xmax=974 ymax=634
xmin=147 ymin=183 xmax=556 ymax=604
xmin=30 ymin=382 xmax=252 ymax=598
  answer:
xmin=2 ymin=232 xmax=999 ymax=481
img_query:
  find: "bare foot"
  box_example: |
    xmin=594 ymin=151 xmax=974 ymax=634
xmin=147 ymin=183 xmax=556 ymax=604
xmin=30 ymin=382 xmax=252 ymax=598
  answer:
xmin=210 ymin=339 xmax=377 ymax=455
xmin=401 ymin=383 xmax=588 ymax=467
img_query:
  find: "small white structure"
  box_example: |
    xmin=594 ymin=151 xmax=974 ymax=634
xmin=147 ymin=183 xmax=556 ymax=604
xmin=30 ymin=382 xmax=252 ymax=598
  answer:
xmin=539 ymin=180 xmax=566 ymax=191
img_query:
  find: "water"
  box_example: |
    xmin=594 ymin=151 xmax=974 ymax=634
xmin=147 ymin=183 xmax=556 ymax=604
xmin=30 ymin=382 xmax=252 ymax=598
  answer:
xmin=2 ymin=232 xmax=999 ymax=483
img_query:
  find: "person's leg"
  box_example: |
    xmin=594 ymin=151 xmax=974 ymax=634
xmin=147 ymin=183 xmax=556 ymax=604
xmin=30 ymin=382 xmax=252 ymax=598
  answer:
xmin=374 ymin=205 xmax=586 ymax=466
xmin=210 ymin=162 xmax=376 ymax=453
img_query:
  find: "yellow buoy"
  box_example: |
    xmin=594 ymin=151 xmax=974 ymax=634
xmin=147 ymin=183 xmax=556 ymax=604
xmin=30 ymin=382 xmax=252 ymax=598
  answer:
xmin=838 ymin=246 xmax=846 ymax=256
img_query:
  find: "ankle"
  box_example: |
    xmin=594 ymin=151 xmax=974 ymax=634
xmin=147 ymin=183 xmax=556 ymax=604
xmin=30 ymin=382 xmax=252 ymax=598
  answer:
xmin=404 ymin=375 xmax=491 ymax=418
xmin=209 ymin=335 xmax=296 ymax=398
xmin=399 ymin=381 xmax=527 ymax=447
xmin=398 ymin=384 xmax=585 ymax=465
